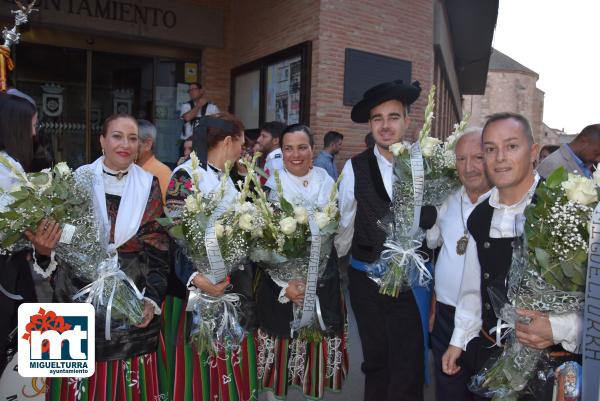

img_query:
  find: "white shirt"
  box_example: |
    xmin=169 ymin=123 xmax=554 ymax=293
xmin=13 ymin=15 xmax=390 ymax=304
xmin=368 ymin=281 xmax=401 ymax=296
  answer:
xmin=451 ymin=174 xmax=582 ymax=353
xmin=263 ymin=148 xmax=284 ymax=179
xmin=426 ymin=187 xmax=491 ymax=307
xmin=335 ymin=146 xmax=393 ymax=257
xmin=179 ymin=101 xmax=220 ymax=139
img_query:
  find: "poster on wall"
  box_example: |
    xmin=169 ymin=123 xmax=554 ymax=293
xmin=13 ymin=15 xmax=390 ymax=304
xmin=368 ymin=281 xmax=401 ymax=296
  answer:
xmin=266 ymin=56 xmax=301 ymax=124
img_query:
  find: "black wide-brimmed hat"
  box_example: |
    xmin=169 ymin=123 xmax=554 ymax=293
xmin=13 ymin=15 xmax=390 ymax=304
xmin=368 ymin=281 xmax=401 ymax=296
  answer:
xmin=351 ymin=80 xmax=421 ymax=123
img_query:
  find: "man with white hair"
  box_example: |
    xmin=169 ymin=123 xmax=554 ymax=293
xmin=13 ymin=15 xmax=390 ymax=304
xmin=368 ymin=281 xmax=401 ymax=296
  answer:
xmin=137 ymin=119 xmax=171 ymax=204
xmin=426 ymin=128 xmax=491 ymax=401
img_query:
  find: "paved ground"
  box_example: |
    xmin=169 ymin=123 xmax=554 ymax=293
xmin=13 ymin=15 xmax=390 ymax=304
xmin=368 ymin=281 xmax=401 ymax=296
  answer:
xmin=32 ymin=264 xmax=437 ymax=401
xmin=260 ymin=288 xmax=436 ymax=401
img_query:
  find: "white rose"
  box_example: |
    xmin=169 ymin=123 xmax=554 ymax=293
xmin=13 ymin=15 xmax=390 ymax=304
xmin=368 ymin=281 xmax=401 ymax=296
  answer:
xmin=215 ymin=223 xmax=225 ymax=238
xmin=55 ymin=162 xmax=71 ymax=176
xmin=279 ymin=216 xmax=297 ymax=235
xmin=293 ymin=206 xmax=308 ymax=224
xmin=420 ymin=137 xmax=443 ymax=157
xmin=561 ymin=174 xmax=598 ymax=205
xmin=315 ymin=212 xmax=330 ymax=229
xmin=389 ymin=141 xmax=410 ymax=157
xmin=238 ymin=213 xmax=254 ymax=231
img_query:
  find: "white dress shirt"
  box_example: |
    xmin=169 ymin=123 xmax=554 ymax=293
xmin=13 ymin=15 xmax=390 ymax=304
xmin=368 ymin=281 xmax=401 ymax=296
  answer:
xmin=426 ymin=187 xmax=491 ymax=307
xmin=263 ymin=148 xmax=284 ymax=179
xmin=451 ymin=174 xmax=582 ymax=353
xmin=335 ymin=146 xmax=393 ymax=257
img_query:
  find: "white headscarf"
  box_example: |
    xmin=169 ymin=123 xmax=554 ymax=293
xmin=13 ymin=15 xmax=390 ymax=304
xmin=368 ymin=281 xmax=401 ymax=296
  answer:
xmin=78 ymin=157 xmax=153 ymax=249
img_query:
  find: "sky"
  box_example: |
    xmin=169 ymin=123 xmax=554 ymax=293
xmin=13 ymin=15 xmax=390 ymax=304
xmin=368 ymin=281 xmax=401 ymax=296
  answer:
xmin=492 ymin=1 xmax=599 ymax=135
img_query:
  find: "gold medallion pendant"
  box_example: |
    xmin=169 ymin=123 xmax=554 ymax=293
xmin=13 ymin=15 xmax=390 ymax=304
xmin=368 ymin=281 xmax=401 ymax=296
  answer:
xmin=456 ymin=235 xmax=469 ymax=255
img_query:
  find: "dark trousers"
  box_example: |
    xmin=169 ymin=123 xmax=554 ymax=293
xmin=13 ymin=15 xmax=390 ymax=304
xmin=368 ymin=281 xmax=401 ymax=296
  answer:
xmin=431 ymin=302 xmax=472 ymax=401
xmin=348 ymin=267 xmax=424 ymax=401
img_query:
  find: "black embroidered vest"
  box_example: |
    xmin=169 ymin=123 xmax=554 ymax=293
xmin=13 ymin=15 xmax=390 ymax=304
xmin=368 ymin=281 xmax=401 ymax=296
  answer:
xmin=467 ymin=199 xmax=515 ymax=337
xmin=351 ymin=149 xmax=391 ymax=263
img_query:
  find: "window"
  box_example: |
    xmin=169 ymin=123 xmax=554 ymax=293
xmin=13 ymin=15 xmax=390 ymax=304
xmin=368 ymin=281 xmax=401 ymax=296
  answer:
xmin=231 ymin=42 xmax=311 ymax=131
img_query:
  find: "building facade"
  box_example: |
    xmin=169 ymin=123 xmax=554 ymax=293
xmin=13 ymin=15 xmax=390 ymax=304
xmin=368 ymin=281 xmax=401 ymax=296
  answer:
xmin=3 ymin=0 xmax=498 ymax=167
xmin=463 ymin=48 xmax=548 ymax=145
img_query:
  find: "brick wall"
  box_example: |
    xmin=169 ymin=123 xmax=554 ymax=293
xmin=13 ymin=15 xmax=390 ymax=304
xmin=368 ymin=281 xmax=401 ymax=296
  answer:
xmin=197 ymin=0 xmax=436 ymax=167
xmin=314 ymin=0 xmax=434 ymax=167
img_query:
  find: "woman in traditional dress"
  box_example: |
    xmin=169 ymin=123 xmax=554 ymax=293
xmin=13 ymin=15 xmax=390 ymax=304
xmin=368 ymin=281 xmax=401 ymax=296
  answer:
xmin=165 ymin=113 xmax=257 ymax=401
xmin=0 ymin=93 xmax=60 ymax=375
xmin=256 ymin=124 xmax=348 ymax=400
xmin=47 ymin=114 xmax=170 ymax=401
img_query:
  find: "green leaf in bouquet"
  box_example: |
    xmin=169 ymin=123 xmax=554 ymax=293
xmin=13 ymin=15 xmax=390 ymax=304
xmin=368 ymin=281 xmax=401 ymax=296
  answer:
xmin=534 ymin=247 xmax=551 ymax=269
xmin=544 ymin=166 xmax=568 ymax=188
xmin=9 ymin=189 xmax=30 ymax=201
xmin=156 ymin=216 xmax=174 ymax=227
xmin=569 ymin=264 xmax=586 ymax=288
xmin=169 ymin=225 xmax=184 ymax=240
xmin=560 ymin=260 xmax=575 ymax=278
xmin=29 ymin=173 xmax=50 ymax=187
xmin=279 ymin=196 xmax=294 ymax=215
xmin=0 ymin=209 xmax=19 ymax=220
xmin=1 ymin=231 xmax=22 ymax=248
xmin=538 ymin=259 xmax=565 ymax=289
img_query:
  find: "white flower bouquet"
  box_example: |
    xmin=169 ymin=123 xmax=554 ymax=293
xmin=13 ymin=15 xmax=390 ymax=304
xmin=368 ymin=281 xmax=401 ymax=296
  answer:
xmin=0 ymin=154 xmax=145 ymax=335
xmin=0 ymin=157 xmax=89 ymax=252
xmin=367 ymin=86 xmax=465 ymax=297
xmin=162 ymin=152 xmax=262 ymax=355
xmin=469 ymin=167 xmax=594 ymax=400
xmin=162 ymin=151 xmax=249 ymax=275
xmin=249 ymin=169 xmax=340 ymax=283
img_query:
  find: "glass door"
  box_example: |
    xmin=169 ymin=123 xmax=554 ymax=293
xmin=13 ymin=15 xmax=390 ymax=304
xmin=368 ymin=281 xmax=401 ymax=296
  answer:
xmin=90 ymin=52 xmax=154 ymax=161
xmin=15 ymin=43 xmax=88 ymax=168
xmin=14 ymin=43 xmax=197 ymax=168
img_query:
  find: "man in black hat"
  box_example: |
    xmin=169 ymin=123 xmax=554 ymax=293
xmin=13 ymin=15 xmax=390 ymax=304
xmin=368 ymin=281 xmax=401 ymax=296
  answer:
xmin=336 ymin=80 xmax=426 ymax=401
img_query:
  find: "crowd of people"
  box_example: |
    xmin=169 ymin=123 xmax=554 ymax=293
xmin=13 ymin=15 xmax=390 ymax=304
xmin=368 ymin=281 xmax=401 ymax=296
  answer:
xmin=0 ymin=78 xmax=598 ymax=401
